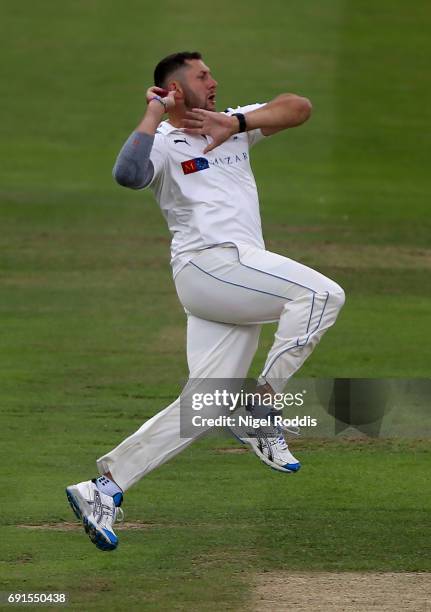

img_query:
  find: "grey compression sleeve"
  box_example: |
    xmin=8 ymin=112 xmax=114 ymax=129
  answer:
xmin=113 ymin=131 xmax=155 ymax=189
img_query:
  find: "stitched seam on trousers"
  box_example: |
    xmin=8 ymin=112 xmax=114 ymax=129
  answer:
xmin=189 ymin=261 xmax=293 ymax=301
xmin=262 ymin=291 xmax=330 ymax=378
xmin=306 ymin=292 xmax=315 ymax=334
xmin=187 ymin=243 xmax=318 ymax=294
xmin=310 ymin=292 xmax=329 ymax=334
xmin=235 ymin=250 xmax=318 ymax=294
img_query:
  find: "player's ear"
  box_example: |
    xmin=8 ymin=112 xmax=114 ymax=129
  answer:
xmin=169 ymin=81 xmax=184 ymax=101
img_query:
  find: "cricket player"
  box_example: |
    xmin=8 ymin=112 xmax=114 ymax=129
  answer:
xmin=66 ymin=51 xmax=345 ymax=551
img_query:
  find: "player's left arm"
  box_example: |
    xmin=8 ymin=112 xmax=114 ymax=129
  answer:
xmin=247 ymin=93 xmax=312 ymax=136
xmin=183 ymin=94 xmax=312 ymax=153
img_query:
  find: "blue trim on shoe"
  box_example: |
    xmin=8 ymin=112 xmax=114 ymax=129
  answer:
xmin=83 ymin=516 xmax=118 ymax=551
xmin=270 ymin=462 xmax=301 ymax=473
xmin=102 ymin=529 xmax=118 ymax=545
xmin=113 ymin=492 xmax=123 ymax=507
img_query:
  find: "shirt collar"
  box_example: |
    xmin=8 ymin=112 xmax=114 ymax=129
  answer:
xmin=156 ymin=120 xmax=184 ymax=135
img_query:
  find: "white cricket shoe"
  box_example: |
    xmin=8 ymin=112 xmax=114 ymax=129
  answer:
xmin=65 ymin=480 xmax=123 ymax=551
xmin=242 ymin=425 xmax=301 ymax=473
xmin=231 ymin=404 xmax=301 ymax=473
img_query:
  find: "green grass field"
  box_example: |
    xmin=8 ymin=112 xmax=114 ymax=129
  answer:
xmin=1 ymin=1 xmax=430 ymax=609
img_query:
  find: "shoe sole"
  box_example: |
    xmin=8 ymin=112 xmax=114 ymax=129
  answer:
xmin=65 ymin=487 xmax=118 ymax=552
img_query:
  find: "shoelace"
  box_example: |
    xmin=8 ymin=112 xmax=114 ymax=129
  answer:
xmin=269 ymin=409 xmax=300 ymax=437
xmin=115 ymin=507 xmax=124 ymax=523
xmin=104 ymin=505 xmax=125 ymax=524
xmin=272 ymin=425 xmax=289 ymax=450
xmin=248 ymin=404 xmax=300 ymax=437
xmin=281 ymin=424 xmax=301 ymax=436
xmin=97 ymin=502 xmax=124 ymax=524
xmin=260 ymin=428 xmax=289 ymax=453
xmin=276 ymin=433 xmax=289 ymax=450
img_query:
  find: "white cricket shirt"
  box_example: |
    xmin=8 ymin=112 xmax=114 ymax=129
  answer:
xmin=147 ymin=103 xmax=267 ymax=277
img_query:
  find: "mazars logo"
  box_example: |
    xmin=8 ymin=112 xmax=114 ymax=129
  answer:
xmin=181 ymin=157 xmax=209 ymax=175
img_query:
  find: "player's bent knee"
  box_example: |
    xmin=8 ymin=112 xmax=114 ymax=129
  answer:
xmin=331 ymin=284 xmax=346 ymax=313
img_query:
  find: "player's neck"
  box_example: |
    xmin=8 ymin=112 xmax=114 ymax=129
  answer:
xmin=166 ymin=106 xmax=187 ymax=128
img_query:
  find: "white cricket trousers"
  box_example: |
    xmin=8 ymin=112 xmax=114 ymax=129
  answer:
xmin=97 ymin=244 xmax=345 ymax=490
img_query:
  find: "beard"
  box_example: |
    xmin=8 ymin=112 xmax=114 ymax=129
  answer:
xmin=182 ymin=83 xmax=211 ymax=110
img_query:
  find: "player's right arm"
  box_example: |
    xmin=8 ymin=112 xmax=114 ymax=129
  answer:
xmin=113 ymin=87 xmax=174 ymax=189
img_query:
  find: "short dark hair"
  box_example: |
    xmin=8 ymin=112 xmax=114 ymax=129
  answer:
xmin=154 ymin=51 xmax=202 ymax=87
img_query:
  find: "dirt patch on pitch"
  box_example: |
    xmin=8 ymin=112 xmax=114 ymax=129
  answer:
xmin=17 ymin=521 xmax=155 ymax=531
xmin=253 ymin=571 xmax=431 ymax=611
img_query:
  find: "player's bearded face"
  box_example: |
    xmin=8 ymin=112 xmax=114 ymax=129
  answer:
xmin=181 ymin=81 xmax=215 ymax=111
xmin=179 ymin=60 xmax=217 ymax=111
xmin=182 ymin=82 xmax=206 ymax=110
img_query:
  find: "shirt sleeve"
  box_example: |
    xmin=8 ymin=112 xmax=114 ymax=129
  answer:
xmin=147 ymin=131 xmax=168 ymax=187
xmin=231 ymin=102 xmax=268 ymax=148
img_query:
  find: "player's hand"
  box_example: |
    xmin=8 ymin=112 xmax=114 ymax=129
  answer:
xmin=182 ymin=109 xmax=238 ymax=153
xmin=145 ymin=86 xmax=176 ymax=112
